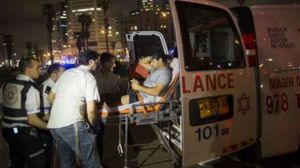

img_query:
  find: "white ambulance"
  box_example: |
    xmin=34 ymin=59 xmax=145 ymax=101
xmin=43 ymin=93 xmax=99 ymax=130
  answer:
xmin=126 ymin=0 xmax=300 ymax=167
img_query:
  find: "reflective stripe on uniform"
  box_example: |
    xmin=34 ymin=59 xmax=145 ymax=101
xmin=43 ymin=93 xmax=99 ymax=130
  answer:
xmin=1 ymin=122 xmax=30 ymax=128
xmin=1 ymin=114 xmax=27 ymax=121
xmin=29 ymin=149 xmax=45 ymax=158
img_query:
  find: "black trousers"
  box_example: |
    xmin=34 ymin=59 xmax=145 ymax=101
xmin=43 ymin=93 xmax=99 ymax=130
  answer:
xmin=37 ymin=129 xmax=53 ymax=168
xmin=2 ymin=127 xmax=47 ymax=168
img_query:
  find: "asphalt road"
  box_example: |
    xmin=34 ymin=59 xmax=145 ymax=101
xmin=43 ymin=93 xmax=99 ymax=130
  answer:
xmin=0 ymin=124 xmax=299 ymax=168
xmin=101 ymin=124 xmax=300 ymax=168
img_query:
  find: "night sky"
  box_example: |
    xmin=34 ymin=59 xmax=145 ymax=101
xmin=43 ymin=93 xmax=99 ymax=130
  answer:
xmin=0 ymin=0 xmax=298 ymax=58
xmin=0 ymin=0 xmax=137 ymax=58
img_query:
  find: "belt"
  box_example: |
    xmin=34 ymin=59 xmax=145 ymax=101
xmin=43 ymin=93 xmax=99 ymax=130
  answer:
xmin=3 ymin=127 xmax=31 ymax=134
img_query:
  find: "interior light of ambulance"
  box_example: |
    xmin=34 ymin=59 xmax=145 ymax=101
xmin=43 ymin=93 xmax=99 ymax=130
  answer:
xmin=190 ymin=95 xmax=233 ymax=126
xmin=198 ymin=96 xmax=230 ymax=119
xmin=198 ymin=99 xmax=213 ymax=119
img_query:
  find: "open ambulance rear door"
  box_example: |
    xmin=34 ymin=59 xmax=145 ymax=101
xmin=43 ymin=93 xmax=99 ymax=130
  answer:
xmin=126 ymin=31 xmax=169 ymax=65
xmin=170 ymin=0 xmax=259 ymax=166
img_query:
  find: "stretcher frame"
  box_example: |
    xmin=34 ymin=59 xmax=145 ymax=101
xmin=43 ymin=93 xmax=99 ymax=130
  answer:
xmin=115 ymin=99 xmax=182 ymax=168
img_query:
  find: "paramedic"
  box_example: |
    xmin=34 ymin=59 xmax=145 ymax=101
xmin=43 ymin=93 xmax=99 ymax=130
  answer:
xmin=0 ymin=57 xmax=48 ymax=168
xmin=39 ymin=63 xmax=65 ymax=167
xmin=40 ymin=63 xmax=65 ymax=120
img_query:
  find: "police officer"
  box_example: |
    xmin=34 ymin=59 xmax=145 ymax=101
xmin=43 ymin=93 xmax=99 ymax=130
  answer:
xmin=39 ymin=63 xmax=64 ymax=167
xmin=0 ymin=57 xmax=48 ymax=168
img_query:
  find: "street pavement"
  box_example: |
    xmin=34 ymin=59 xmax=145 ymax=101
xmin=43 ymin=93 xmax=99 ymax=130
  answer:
xmin=100 ymin=123 xmax=300 ymax=168
xmin=101 ymin=123 xmax=200 ymax=168
xmin=0 ymin=123 xmax=299 ymax=168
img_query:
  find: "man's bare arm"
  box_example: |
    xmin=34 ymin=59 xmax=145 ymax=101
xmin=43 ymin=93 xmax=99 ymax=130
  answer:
xmin=131 ymin=80 xmax=165 ymax=96
xmin=28 ymin=114 xmax=48 ymax=129
xmin=48 ymin=91 xmax=56 ymax=105
xmin=86 ymin=100 xmax=97 ymax=125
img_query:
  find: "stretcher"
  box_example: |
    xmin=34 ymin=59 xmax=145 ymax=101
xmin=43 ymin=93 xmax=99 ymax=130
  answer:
xmin=98 ymin=71 xmax=182 ymax=167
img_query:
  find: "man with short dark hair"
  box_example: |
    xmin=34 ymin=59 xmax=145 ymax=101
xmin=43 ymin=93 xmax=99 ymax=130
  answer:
xmin=95 ymin=52 xmax=124 ymax=106
xmin=94 ymin=52 xmax=125 ymax=160
xmin=0 ymin=57 xmax=48 ymax=168
xmin=39 ymin=63 xmax=64 ymax=167
xmin=47 ymin=50 xmax=102 ymax=168
xmin=40 ymin=63 xmax=65 ymax=120
xmin=122 ymin=51 xmax=172 ymax=105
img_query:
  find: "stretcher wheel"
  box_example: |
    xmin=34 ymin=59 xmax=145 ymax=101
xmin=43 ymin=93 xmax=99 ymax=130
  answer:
xmin=172 ymin=157 xmax=181 ymax=168
xmin=160 ymin=145 xmax=168 ymax=152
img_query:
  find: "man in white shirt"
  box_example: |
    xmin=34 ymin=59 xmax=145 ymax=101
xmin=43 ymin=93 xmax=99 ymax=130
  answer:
xmin=47 ymin=50 xmax=102 ymax=168
xmin=0 ymin=57 xmax=48 ymax=167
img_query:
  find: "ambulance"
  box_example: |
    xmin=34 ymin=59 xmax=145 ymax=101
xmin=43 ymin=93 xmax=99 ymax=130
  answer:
xmin=126 ymin=0 xmax=300 ymax=167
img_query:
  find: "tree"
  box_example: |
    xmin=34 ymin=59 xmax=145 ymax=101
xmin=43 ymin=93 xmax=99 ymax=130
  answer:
xmin=110 ymin=41 xmax=116 ymax=52
xmin=236 ymin=0 xmax=246 ymax=6
xmin=84 ymin=16 xmax=92 ymax=50
xmin=74 ymin=31 xmax=83 ymax=53
xmin=78 ymin=14 xmax=92 ymax=51
xmin=25 ymin=41 xmax=33 ymax=58
xmin=3 ymin=35 xmax=14 ymax=65
xmin=97 ymin=0 xmax=111 ymax=52
xmin=42 ymin=3 xmax=55 ymax=64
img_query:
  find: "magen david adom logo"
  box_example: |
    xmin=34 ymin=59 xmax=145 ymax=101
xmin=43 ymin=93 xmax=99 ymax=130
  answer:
xmin=4 ymin=85 xmax=18 ymax=106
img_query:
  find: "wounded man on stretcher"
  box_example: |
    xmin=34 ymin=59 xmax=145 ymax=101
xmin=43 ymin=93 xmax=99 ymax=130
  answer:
xmin=99 ymin=51 xmax=178 ymax=116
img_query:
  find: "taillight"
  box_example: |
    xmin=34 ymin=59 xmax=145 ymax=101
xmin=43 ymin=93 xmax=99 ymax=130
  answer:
xmin=242 ymin=33 xmax=258 ymax=67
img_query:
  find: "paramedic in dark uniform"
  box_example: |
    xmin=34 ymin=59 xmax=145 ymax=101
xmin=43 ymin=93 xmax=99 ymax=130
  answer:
xmin=0 ymin=57 xmax=48 ymax=168
xmin=39 ymin=63 xmax=64 ymax=167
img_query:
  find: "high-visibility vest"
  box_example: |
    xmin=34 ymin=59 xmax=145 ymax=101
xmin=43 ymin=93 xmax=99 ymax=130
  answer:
xmin=1 ymin=79 xmax=39 ymax=128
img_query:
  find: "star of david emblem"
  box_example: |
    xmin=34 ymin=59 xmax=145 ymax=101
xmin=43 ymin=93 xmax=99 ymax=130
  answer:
xmin=8 ymin=90 xmax=16 ymax=99
xmin=4 ymin=85 xmax=18 ymax=105
xmin=237 ymin=93 xmax=250 ymax=116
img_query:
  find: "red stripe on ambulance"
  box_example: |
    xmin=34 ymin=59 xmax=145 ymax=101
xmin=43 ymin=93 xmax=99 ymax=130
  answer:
xmin=222 ymin=139 xmax=254 ymax=154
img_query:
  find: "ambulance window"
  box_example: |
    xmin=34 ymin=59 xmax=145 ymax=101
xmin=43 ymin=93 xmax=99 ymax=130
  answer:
xmin=189 ymin=95 xmax=234 ymax=125
xmin=176 ymin=2 xmax=245 ymax=71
